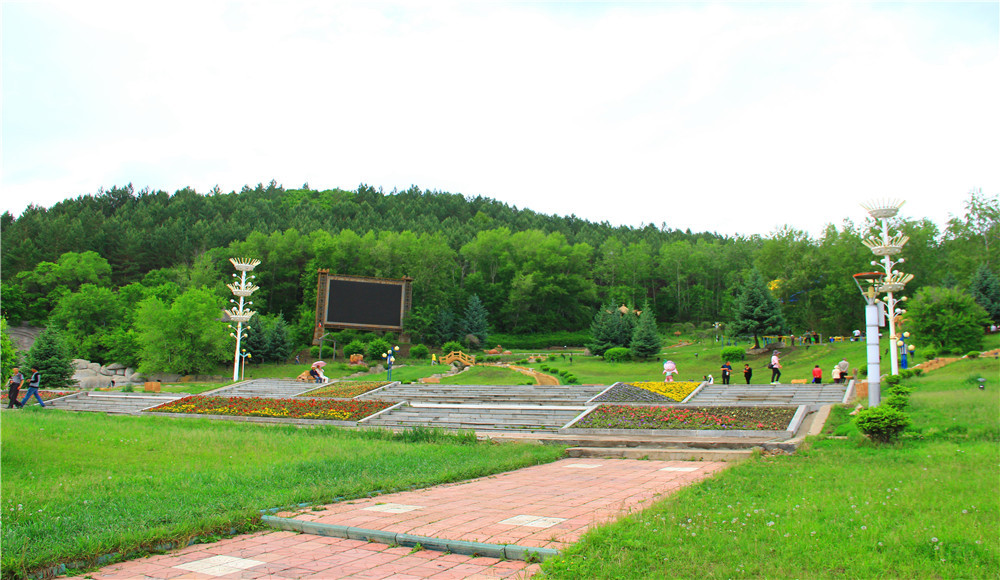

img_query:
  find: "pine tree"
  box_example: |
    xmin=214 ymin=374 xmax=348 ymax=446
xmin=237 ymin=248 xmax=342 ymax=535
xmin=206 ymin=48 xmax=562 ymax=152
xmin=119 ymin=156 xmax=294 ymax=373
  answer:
xmin=729 ymin=269 xmax=787 ymax=349
xmin=460 ymin=294 xmax=490 ymax=348
xmin=629 ymin=303 xmax=662 ymax=360
xmin=968 ymin=264 xmax=1000 ymax=324
xmin=588 ymin=303 xmax=635 ymax=356
xmin=2 ymin=317 xmax=21 ymax=383
xmin=25 ymin=326 xmax=76 ymax=390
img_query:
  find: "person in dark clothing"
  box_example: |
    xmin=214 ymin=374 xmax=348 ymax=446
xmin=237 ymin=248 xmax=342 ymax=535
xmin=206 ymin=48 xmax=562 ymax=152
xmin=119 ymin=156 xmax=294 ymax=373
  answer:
xmin=6 ymin=367 xmax=24 ymax=408
xmin=720 ymin=361 xmax=732 ymax=385
xmin=743 ymin=364 xmax=753 ymax=385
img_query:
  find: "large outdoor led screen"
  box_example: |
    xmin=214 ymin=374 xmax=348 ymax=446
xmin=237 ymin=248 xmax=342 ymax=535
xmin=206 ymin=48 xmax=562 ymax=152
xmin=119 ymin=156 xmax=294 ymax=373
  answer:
xmin=314 ymin=271 xmax=412 ymax=334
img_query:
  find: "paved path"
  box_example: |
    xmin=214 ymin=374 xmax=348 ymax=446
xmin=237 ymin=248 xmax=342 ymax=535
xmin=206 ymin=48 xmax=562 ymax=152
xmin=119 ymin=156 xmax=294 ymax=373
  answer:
xmin=61 ymin=458 xmax=726 ymax=579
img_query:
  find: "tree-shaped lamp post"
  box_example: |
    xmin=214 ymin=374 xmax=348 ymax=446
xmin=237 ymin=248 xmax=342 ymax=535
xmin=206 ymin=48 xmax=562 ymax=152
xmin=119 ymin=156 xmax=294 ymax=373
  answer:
xmin=853 ymin=272 xmax=885 ymax=406
xmin=382 ymin=345 xmax=400 ymax=382
xmin=861 ymin=199 xmax=915 ymax=376
xmin=898 ymin=331 xmax=914 ymax=370
xmin=227 ymin=258 xmax=260 ymax=382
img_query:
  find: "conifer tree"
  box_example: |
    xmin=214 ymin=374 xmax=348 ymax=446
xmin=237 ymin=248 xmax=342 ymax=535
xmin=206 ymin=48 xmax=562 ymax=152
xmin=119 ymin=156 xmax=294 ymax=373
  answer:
xmin=629 ymin=303 xmax=662 ymax=360
xmin=25 ymin=326 xmax=76 ymax=389
xmin=1 ymin=317 xmax=20 ymax=383
xmin=460 ymin=294 xmax=490 ymax=348
xmin=968 ymin=264 xmax=1000 ymax=324
xmin=729 ymin=269 xmax=787 ymax=349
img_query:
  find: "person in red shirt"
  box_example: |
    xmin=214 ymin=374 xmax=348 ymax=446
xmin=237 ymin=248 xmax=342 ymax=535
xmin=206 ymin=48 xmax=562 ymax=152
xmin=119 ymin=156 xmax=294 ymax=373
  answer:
xmin=812 ymin=365 xmax=823 ymax=384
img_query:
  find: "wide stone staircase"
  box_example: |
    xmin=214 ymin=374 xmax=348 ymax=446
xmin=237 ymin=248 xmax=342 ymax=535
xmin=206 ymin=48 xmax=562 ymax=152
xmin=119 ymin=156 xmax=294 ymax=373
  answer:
xmin=45 ymin=392 xmax=184 ymax=414
xmin=359 ymin=383 xmax=607 ymax=432
xmin=205 ymin=379 xmax=318 ymax=398
xmin=687 ymin=382 xmax=850 ymax=407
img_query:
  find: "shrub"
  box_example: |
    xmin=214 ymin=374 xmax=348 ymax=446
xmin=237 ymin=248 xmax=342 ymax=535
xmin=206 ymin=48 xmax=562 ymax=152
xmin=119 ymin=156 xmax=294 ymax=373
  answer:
xmin=564 ymin=374 xmax=579 ymax=384
xmin=899 ymin=369 xmax=914 ymax=379
xmin=966 ymin=351 xmax=981 ymax=359
xmin=343 ymin=340 xmax=367 ymax=357
xmin=883 ymin=394 xmax=910 ymax=412
xmin=720 ymin=346 xmax=746 ymax=362
xmin=884 ymin=374 xmax=902 ymax=387
xmin=309 ymin=345 xmax=336 ymax=359
xmin=547 ymin=367 xmax=560 ymax=375
xmin=855 ymin=405 xmax=910 ymax=444
xmin=886 ymin=383 xmax=914 ymax=397
xmin=604 ymin=347 xmax=631 ymax=362
xmin=441 ymin=340 xmax=463 ymax=354
xmin=409 ymin=344 xmax=429 ymax=360
xmin=922 ymin=347 xmax=937 ymax=360
xmin=913 ymin=368 xmax=923 ymax=377
xmin=539 ymin=364 xmax=550 ymax=372
xmin=366 ymin=338 xmax=393 ymax=362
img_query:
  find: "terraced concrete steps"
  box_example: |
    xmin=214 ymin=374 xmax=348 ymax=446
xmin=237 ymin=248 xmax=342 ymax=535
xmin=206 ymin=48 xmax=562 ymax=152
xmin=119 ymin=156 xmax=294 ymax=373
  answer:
xmin=688 ymin=383 xmax=848 ymax=406
xmin=360 ymin=383 xmax=606 ymax=406
xmin=363 ymin=403 xmax=588 ymax=431
xmin=46 ymin=392 xmax=183 ymax=414
xmin=206 ymin=379 xmax=315 ymax=398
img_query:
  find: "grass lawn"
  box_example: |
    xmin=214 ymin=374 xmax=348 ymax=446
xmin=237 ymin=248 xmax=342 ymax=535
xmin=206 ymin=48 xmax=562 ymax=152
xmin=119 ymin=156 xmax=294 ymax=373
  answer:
xmin=0 ymin=414 xmax=564 ymax=579
xmin=539 ymin=353 xmax=999 ymax=579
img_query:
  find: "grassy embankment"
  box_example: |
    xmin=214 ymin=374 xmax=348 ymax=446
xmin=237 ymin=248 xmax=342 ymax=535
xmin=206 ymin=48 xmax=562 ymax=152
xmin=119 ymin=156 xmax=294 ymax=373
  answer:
xmin=538 ymin=349 xmax=999 ymax=579
xmin=0 ymin=415 xmax=563 ymax=579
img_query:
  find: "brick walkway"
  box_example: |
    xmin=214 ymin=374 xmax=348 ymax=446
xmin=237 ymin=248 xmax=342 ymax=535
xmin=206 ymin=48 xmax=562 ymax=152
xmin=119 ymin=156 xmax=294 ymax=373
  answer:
xmin=61 ymin=458 xmax=727 ymax=579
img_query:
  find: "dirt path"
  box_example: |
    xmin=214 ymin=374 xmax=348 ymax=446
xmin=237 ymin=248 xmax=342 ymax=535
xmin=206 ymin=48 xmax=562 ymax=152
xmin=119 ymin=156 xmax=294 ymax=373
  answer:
xmin=508 ymin=365 xmax=560 ymax=385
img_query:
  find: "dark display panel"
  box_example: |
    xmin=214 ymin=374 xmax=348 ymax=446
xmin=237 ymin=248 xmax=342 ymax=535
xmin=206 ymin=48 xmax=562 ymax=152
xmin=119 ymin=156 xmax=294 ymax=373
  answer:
xmin=326 ymin=278 xmax=404 ymax=328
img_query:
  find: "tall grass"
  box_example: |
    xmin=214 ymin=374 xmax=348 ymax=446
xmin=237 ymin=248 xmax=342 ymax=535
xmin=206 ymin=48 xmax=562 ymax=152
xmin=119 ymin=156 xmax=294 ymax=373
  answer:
xmin=539 ymin=356 xmax=1000 ymax=579
xmin=0 ymin=412 xmax=563 ymax=579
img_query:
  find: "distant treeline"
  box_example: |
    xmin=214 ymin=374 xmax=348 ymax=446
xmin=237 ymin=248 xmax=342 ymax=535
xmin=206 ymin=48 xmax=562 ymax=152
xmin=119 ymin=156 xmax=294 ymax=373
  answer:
xmin=1 ymin=182 xmax=995 ymax=347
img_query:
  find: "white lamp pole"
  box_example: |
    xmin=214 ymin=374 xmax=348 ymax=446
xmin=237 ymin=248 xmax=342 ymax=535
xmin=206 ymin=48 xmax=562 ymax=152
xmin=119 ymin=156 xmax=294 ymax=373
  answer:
xmin=861 ymin=200 xmax=914 ymax=376
xmin=227 ymin=258 xmax=260 ymax=382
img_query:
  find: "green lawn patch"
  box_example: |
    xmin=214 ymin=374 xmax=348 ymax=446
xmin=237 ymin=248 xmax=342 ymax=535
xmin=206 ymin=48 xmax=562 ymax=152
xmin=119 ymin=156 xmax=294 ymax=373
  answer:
xmin=540 ymin=356 xmax=1000 ymax=579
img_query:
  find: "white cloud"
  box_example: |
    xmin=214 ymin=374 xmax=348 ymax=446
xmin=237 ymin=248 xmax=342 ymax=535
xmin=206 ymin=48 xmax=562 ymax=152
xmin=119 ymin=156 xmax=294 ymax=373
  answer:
xmin=2 ymin=1 xmax=996 ymax=237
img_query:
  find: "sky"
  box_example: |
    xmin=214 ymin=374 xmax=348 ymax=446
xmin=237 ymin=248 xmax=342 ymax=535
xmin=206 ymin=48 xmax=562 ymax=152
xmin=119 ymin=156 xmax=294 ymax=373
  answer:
xmin=2 ymin=1 xmax=998 ymax=238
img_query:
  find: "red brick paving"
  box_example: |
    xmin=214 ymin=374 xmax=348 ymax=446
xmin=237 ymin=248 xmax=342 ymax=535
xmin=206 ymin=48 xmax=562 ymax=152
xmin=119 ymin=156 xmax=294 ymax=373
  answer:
xmin=60 ymin=458 xmax=726 ymax=579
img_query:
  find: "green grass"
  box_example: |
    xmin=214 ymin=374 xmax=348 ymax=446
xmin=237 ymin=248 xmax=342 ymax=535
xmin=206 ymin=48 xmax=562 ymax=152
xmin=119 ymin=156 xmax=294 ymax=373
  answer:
xmin=0 ymin=413 xmax=564 ymax=579
xmin=539 ymin=354 xmax=1000 ymax=579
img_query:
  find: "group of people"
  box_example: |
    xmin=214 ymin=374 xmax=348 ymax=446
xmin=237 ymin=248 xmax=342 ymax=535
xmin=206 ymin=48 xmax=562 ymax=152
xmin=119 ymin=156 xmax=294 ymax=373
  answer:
xmin=812 ymin=358 xmax=850 ymax=383
xmin=666 ymin=352 xmax=848 ymax=386
xmin=5 ymin=366 xmax=46 ymax=409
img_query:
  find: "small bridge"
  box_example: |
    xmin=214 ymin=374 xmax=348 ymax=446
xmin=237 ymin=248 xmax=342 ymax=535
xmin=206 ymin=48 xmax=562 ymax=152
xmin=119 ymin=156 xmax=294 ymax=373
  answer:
xmin=440 ymin=350 xmax=475 ymax=366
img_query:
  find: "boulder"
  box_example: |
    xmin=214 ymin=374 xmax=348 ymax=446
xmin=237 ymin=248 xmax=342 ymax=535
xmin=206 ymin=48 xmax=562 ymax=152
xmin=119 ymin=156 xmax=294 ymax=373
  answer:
xmin=77 ymin=375 xmax=113 ymax=390
xmin=106 ymin=362 xmax=126 ymax=371
xmin=72 ymin=359 xmax=91 ymax=370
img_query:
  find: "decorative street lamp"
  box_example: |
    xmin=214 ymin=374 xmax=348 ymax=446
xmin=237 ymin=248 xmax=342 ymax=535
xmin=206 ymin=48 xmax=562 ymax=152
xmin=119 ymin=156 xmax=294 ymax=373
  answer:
xmin=861 ymin=199 xmax=914 ymax=376
xmin=227 ymin=258 xmax=260 ymax=382
xmin=382 ymin=345 xmax=400 ymax=382
xmin=853 ymin=271 xmax=885 ymax=407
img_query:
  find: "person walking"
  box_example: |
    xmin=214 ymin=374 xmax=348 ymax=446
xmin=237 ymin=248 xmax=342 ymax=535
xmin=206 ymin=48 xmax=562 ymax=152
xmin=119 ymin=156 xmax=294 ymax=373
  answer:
xmin=769 ymin=352 xmax=782 ymax=385
xmin=812 ymin=365 xmax=823 ymax=384
xmin=743 ymin=363 xmax=753 ymax=384
xmin=720 ymin=361 xmax=732 ymax=385
xmin=6 ymin=367 xmax=24 ymax=409
xmin=19 ymin=367 xmax=46 ymax=408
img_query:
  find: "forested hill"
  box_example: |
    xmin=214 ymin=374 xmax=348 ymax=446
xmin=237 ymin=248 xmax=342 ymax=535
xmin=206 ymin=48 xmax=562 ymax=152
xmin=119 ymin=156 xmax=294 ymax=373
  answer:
xmin=1 ymin=182 xmax=714 ymax=282
xmin=0 ymin=182 xmax=995 ymax=345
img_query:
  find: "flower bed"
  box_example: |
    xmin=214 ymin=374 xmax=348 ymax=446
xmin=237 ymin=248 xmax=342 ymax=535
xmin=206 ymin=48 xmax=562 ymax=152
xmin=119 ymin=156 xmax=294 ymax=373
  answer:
xmin=145 ymin=396 xmax=392 ymax=421
xmin=298 ymin=381 xmax=389 ymax=398
xmin=593 ymin=381 xmax=700 ymax=403
xmin=574 ymin=405 xmax=797 ymax=430
xmin=1 ymin=390 xmax=78 ymax=403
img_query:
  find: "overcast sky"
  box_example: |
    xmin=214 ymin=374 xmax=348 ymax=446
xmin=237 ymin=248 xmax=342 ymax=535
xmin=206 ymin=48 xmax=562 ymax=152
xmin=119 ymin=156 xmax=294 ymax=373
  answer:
xmin=3 ymin=1 xmax=998 ymax=237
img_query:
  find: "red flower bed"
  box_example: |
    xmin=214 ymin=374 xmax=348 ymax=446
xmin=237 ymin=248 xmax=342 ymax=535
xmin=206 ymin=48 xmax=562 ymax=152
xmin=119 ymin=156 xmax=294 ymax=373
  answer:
xmin=575 ymin=405 xmax=796 ymax=430
xmin=2 ymin=390 xmax=77 ymax=403
xmin=145 ymin=396 xmax=392 ymax=421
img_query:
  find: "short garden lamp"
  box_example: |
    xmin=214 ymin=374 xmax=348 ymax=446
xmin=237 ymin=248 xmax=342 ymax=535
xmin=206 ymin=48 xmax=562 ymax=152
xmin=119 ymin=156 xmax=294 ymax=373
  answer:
xmin=239 ymin=349 xmax=252 ymax=381
xmin=897 ymin=331 xmax=913 ymax=370
xmin=853 ymin=271 xmax=885 ymax=407
xmin=382 ymin=345 xmax=400 ymax=381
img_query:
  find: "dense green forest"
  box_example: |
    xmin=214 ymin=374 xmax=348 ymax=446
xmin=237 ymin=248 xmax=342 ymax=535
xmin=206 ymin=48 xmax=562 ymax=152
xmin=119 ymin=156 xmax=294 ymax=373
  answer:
xmin=1 ymin=182 xmax=996 ymax=373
